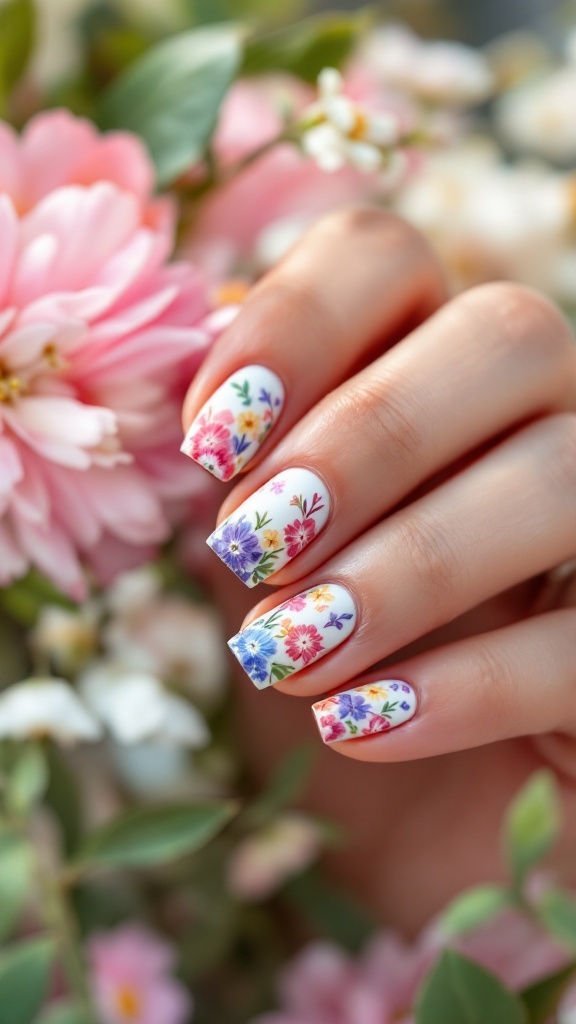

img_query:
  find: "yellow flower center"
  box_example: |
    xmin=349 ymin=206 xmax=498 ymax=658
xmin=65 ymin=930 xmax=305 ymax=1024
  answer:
xmin=349 ymin=108 xmax=368 ymax=141
xmin=115 ymin=986 xmax=142 ymax=1020
xmin=213 ymin=279 xmax=251 ymax=307
xmin=0 ymin=370 xmax=24 ymax=403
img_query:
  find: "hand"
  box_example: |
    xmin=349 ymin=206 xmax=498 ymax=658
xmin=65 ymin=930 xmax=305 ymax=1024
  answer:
xmin=182 ymin=209 xmax=576 ymax=925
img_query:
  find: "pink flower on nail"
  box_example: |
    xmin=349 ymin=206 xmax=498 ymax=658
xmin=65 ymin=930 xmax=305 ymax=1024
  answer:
xmin=284 ymin=623 xmax=324 ymax=665
xmin=362 ymin=713 xmax=391 ymax=736
xmin=284 ymin=517 xmax=316 ymax=558
xmin=188 ymin=413 xmax=236 ymax=479
xmin=282 ymin=594 xmax=308 ymax=612
xmin=319 ymin=713 xmax=346 ymax=742
xmin=270 ymin=479 xmax=285 ymax=494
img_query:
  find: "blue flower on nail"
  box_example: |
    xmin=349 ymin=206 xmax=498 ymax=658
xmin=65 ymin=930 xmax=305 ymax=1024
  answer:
xmin=210 ymin=516 xmax=262 ymax=582
xmin=324 ymin=612 xmax=354 ymax=630
xmin=335 ymin=692 xmax=372 ymax=721
xmin=230 ymin=627 xmax=278 ymax=683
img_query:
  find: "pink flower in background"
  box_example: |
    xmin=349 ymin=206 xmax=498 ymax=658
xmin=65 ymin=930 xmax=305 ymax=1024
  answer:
xmin=0 ymin=110 xmax=212 ymax=598
xmin=88 ymin=924 xmax=191 ymax=1024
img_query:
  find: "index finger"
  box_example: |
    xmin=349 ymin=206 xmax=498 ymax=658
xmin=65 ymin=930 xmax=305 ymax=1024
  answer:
xmin=180 ymin=208 xmax=446 ymax=481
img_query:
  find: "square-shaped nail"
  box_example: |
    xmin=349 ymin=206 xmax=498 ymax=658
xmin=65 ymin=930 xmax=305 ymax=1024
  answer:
xmin=207 ymin=468 xmax=330 ymax=588
xmin=312 ymin=681 xmax=416 ymax=743
xmin=228 ymin=583 xmax=356 ymax=689
xmin=180 ymin=365 xmax=285 ymax=481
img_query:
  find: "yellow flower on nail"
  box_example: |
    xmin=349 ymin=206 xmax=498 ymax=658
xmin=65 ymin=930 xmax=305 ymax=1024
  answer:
xmin=362 ymin=684 xmax=388 ymax=701
xmin=309 ymin=585 xmax=334 ymax=610
xmin=262 ymin=529 xmax=281 ymax=550
xmin=237 ymin=410 xmax=261 ymax=436
xmin=279 ymin=617 xmax=293 ymax=636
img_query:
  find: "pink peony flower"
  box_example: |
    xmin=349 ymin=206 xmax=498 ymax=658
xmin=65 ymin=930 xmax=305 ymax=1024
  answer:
xmin=0 ymin=110 xmax=212 ymax=598
xmin=88 ymin=924 xmax=191 ymax=1024
xmin=319 ymin=714 xmax=346 ymax=743
xmin=284 ymin=623 xmax=324 ymax=665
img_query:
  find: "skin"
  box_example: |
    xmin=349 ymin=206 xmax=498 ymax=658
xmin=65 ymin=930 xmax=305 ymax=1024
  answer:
xmin=183 ymin=209 xmax=576 ymax=932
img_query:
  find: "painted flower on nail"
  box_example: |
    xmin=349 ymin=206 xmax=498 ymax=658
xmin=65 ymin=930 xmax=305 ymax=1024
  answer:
xmin=324 ymin=611 xmax=354 ymax=630
xmin=237 ymin=410 xmax=261 ymax=437
xmin=270 ymin=480 xmax=285 ymax=494
xmin=284 ymin=517 xmax=317 ymax=558
xmin=283 ymin=594 xmax=307 ymax=612
xmin=262 ymin=529 xmax=281 ymax=550
xmin=284 ymin=624 xmax=325 ymax=666
xmin=209 ymin=516 xmax=261 ymax=582
xmin=309 ymin=585 xmax=334 ymax=611
xmin=334 ymin=692 xmax=372 ymax=721
xmin=319 ymin=713 xmax=347 ymax=742
xmin=230 ymin=627 xmax=279 ymax=684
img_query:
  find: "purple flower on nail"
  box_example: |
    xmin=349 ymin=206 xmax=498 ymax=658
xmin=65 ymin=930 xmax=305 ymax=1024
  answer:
xmin=210 ymin=516 xmax=262 ymax=582
xmin=324 ymin=612 xmax=354 ymax=630
xmin=335 ymin=692 xmax=372 ymax=721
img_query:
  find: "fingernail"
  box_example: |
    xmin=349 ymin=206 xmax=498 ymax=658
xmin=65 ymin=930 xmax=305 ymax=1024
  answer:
xmin=228 ymin=583 xmax=356 ymax=689
xmin=207 ymin=468 xmax=330 ymax=588
xmin=312 ymin=681 xmax=416 ymax=743
xmin=180 ymin=365 xmax=285 ymax=481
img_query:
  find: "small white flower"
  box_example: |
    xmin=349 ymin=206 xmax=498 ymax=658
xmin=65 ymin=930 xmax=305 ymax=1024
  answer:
xmin=227 ymin=813 xmax=323 ymax=901
xmin=32 ymin=604 xmax=99 ymax=673
xmin=79 ymin=662 xmax=210 ymax=748
xmin=0 ymin=678 xmax=101 ymax=745
xmin=301 ymin=67 xmax=400 ymax=175
xmin=496 ymin=67 xmax=576 ymax=163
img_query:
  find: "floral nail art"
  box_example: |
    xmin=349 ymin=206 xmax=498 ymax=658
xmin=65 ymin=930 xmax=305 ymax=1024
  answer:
xmin=312 ymin=681 xmax=416 ymax=744
xmin=228 ymin=584 xmax=356 ymax=689
xmin=180 ymin=365 xmax=284 ymax=481
xmin=207 ymin=468 xmax=330 ymax=588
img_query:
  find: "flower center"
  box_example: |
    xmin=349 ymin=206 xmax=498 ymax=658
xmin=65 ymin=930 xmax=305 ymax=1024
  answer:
xmin=229 ymin=541 xmax=240 ymax=554
xmin=115 ymin=985 xmax=142 ymax=1021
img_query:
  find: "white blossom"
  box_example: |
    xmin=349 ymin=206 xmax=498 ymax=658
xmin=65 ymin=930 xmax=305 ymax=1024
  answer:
xmin=32 ymin=604 xmax=99 ymax=673
xmin=0 ymin=678 xmax=101 ymax=745
xmin=496 ymin=67 xmax=576 ymax=163
xmin=79 ymin=662 xmax=210 ymax=748
xmin=301 ymin=67 xmax=400 ymax=175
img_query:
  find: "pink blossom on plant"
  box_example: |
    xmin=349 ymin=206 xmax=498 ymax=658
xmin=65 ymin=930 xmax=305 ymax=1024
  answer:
xmin=88 ymin=924 xmax=191 ymax=1024
xmin=0 ymin=110 xmax=213 ymax=598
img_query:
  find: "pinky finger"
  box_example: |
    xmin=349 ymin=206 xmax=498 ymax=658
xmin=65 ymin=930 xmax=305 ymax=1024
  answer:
xmin=311 ymin=608 xmax=576 ymax=762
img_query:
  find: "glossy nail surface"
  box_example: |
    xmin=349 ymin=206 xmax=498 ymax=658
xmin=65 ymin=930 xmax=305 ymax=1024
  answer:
xmin=181 ymin=365 xmax=284 ymax=481
xmin=207 ymin=468 xmax=330 ymax=588
xmin=228 ymin=584 xmax=356 ymax=689
xmin=312 ymin=680 xmax=416 ymax=743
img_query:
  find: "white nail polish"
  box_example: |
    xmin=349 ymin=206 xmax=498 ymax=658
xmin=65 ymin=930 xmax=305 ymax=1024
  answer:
xmin=180 ymin=365 xmax=284 ymax=481
xmin=207 ymin=468 xmax=330 ymax=588
xmin=228 ymin=584 xmax=356 ymax=689
xmin=312 ymin=681 xmax=416 ymax=743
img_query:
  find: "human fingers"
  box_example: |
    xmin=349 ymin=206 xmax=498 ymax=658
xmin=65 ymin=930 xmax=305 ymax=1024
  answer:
xmin=208 ymin=282 xmax=576 ymax=588
xmin=309 ymin=607 xmax=576 ymax=760
xmin=180 ymin=209 xmax=446 ymax=480
xmin=226 ymin=414 xmax=576 ymax=695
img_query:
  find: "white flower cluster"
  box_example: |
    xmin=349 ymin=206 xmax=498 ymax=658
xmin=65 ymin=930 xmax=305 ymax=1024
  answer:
xmin=0 ymin=567 xmax=226 ymax=750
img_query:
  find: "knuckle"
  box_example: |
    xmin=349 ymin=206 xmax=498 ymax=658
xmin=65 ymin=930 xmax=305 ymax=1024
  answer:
xmin=326 ymin=375 xmax=424 ymax=469
xmin=394 ymin=510 xmax=463 ymax=600
xmin=313 ymin=206 xmax=436 ymax=263
xmin=454 ymin=281 xmax=575 ymax=365
xmin=473 ymin=639 xmax=521 ymax=719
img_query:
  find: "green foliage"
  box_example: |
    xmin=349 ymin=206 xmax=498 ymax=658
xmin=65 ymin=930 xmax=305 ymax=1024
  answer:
xmin=441 ymin=884 xmax=511 ymax=936
xmin=246 ymin=743 xmax=315 ymax=827
xmin=242 ymin=9 xmax=371 ymax=82
xmin=522 ymin=963 xmax=576 ymax=1024
xmin=185 ymin=0 xmax=306 ymax=27
xmin=0 ymin=938 xmax=54 ymax=1024
xmin=0 ymin=0 xmax=35 ymax=112
xmin=416 ymin=949 xmax=527 ymax=1024
xmin=285 ymin=869 xmax=376 ymax=952
xmin=5 ymin=744 xmax=47 ymax=816
xmin=0 ymin=831 xmax=33 ymax=941
xmin=538 ymin=888 xmax=576 ymax=948
xmin=37 ymin=1004 xmax=92 ymax=1024
xmin=72 ymin=800 xmax=238 ymax=872
xmin=97 ymin=24 xmax=243 ymax=186
xmin=504 ymin=769 xmax=561 ymax=891
xmin=0 ymin=570 xmax=75 ymax=627
xmin=43 ymin=743 xmax=84 ymax=856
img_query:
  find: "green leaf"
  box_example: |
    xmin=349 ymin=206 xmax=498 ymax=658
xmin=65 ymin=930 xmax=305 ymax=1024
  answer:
xmin=6 ymin=744 xmax=47 ymax=816
xmin=43 ymin=743 xmax=84 ymax=856
xmin=0 ymin=569 xmax=75 ymax=627
xmin=72 ymin=800 xmax=238 ymax=872
xmin=504 ymin=770 xmax=561 ymax=890
xmin=246 ymin=742 xmax=315 ymax=825
xmin=270 ymin=662 xmax=296 ymax=682
xmin=285 ymin=868 xmax=375 ymax=952
xmin=441 ymin=885 xmax=511 ymax=936
xmin=242 ymin=10 xmax=370 ymax=82
xmin=97 ymin=24 xmax=243 ymax=186
xmin=0 ymin=938 xmax=54 ymax=1024
xmin=521 ymin=962 xmax=576 ymax=1024
xmin=37 ymin=1001 xmax=92 ymax=1024
xmin=0 ymin=0 xmax=35 ymax=109
xmin=538 ymin=888 xmax=576 ymax=948
xmin=0 ymin=833 xmax=33 ymax=941
xmin=416 ymin=949 xmax=527 ymax=1024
